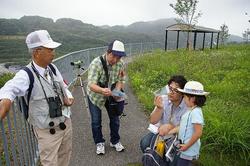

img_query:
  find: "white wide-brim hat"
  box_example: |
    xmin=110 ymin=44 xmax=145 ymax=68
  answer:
xmin=26 ymin=30 xmax=61 ymax=49
xmin=177 ymin=81 xmax=209 ymax=96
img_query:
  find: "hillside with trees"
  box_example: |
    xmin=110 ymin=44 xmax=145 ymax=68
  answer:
xmin=0 ymin=16 xmax=243 ymax=63
xmin=0 ymin=16 xmax=154 ymax=63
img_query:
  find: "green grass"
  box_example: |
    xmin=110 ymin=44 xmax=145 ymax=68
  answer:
xmin=127 ymin=44 xmax=250 ymax=166
xmin=0 ymin=73 xmax=14 ymax=88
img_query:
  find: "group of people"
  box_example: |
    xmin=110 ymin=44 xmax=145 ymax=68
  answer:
xmin=0 ymin=29 xmax=209 ymax=166
xmin=0 ymin=30 xmax=127 ymax=166
xmin=140 ymin=75 xmax=209 ymax=166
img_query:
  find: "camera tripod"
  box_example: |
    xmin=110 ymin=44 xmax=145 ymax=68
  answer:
xmin=71 ymin=63 xmax=89 ymax=114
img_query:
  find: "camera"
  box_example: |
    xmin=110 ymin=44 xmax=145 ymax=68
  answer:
xmin=165 ymin=137 xmax=181 ymax=162
xmin=70 ymin=60 xmax=83 ymax=68
xmin=48 ymin=96 xmax=62 ymax=118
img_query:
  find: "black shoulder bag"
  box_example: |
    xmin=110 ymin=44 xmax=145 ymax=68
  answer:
xmin=99 ymin=56 xmax=124 ymax=116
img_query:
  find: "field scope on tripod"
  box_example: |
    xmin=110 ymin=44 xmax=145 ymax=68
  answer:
xmin=70 ymin=60 xmax=83 ymax=68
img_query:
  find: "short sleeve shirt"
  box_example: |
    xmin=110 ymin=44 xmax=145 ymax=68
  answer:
xmin=160 ymin=96 xmax=187 ymax=126
xmin=87 ymin=54 xmax=125 ymax=108
xmin=178 ymin=107 xmax=204 ymax=158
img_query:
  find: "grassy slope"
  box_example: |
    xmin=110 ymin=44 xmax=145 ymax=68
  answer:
xmin=127 ymin=44 xmax=250 ymax=166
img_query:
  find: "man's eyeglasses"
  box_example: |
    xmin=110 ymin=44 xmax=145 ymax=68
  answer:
xmin=169 ymin=86 xmax=179 ymax=94
xmin=35 ymin=47 xmax=54 ymax=52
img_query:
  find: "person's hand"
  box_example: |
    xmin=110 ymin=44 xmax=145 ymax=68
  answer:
xmin=0 ymin=99 xmax=12 ymax=120
xmin=154 ymin=96 xmax=163 ymax=109
xmin=179 ymin=144 xmax=188 ymax=151
xmin=63 ymin=97 xmax=74 ymax=106
xmin=101 ymin=88 xmax=112 ymax=96
xmin=158 ymin=124 xmax=174 ymax=136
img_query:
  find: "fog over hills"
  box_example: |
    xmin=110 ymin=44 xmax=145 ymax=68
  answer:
xmin=0 ymin=16 xmax=243 ymax=63
xmin=0 ymin=16 xmax=243 ymax=43
xmin=102 ymin=18 xmax=243 ymax=43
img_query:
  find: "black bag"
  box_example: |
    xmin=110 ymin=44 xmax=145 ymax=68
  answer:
xmin=142 ymin=134 xmax=169 ymax=166
xmin=99 ymin=55 xmax=125 ymax=116
xmin=105 ymin=96 xmax=124 ymax=116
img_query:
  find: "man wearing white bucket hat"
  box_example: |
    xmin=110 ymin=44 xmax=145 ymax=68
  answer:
xmin=176 ymin=81 xmax=209 ymax=166
xmin=0 ymin=30 xmax=74 ymax=166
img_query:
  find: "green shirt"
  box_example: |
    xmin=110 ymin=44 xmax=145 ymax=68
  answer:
xmin=87 ymin=54 xmax=125 ymax=108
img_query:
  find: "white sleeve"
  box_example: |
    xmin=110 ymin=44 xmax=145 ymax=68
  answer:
xmin=0 ymin=70 xmax=30 ymax=101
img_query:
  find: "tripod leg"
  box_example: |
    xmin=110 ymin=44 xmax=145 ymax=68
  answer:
xmin=71 ymin=75 xmax=79 ymax=93
xmin=79 ymin=77 xmax=89 ymax=110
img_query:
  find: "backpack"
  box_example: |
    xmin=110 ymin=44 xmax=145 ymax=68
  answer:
xmin=142 ymin=134 xmax=180 ymax=166
xmin=19 ymin=64 xmax=57 ymax=120
xmin=142 ymin=134 xmax=169 ymax=166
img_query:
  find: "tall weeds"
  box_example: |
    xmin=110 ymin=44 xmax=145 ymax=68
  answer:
xmin=128 ymin=45 xmax=250 ymax=165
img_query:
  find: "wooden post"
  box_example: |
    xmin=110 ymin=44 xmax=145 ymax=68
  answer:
xmin=165 ymin=30 xmax=168 ymax=51
xmin=176 ymin=31 xmax=180 ymax=50
xmin=216 ymin=32 xmax=220 ymax=49
xmin=210 ymin=32 xmax=214 ymax=49
xmin=202 ymin=32 xmax=206 ymax=50
xmin=193 ymin=32 xmax=197 ymax=50
xmin=186 ymin=31 xmax=189 ymax=49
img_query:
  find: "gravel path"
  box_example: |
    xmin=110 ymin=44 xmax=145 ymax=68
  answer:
xmin=69 ymin=56 xmax=150 ymax=166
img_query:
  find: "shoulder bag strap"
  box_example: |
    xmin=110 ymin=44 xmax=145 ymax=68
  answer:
xmin=99 ymin=55 xmax=109 ymax=88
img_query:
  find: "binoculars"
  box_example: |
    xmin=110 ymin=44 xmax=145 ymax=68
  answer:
xmin=48 ymin=96 xmax=62 ymax=118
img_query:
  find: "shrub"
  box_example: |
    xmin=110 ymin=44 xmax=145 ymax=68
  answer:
xmin=0 ymin=73 xmax=14 ymax=88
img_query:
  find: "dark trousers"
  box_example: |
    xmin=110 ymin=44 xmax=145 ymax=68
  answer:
xmin=175 ymin=155 xmax=192 ymax=166
xmin=140 ymin=132 xmax=156 ymax=153
xmin=88 ymin=97 xmax=122 ymax=144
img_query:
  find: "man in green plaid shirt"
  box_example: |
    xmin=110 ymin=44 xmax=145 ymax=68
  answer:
xmin=87 ymin=40 xmax=126 ymax=155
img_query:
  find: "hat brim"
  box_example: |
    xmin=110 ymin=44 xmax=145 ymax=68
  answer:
xmin=112 ymin=50 xmax=126 ymax=57
xmin=43 ymin=41 xmax=61 ymax=49
xmin=177 ymin=88 xmax=210 ymax=96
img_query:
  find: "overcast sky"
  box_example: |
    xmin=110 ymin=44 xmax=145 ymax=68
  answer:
xmin=0 ymin=0 xmax=249 ymax=36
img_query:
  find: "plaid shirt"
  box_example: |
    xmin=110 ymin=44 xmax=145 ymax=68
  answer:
xmin=87 ymin=53 xmax=125 ymax=108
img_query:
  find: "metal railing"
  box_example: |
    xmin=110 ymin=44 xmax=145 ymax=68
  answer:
xmin=0 ymin=101 xmax=39 ymax=166
xmin=0 ymin=41 xmax=164 ymax=166
xmin=53 ymin=42 xmax=164 ymax=85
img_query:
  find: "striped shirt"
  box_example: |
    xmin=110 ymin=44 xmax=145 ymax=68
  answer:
xmin=87 ymin=53 xmax=125 ymax=108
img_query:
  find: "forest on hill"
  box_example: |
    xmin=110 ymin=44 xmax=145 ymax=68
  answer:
xmin=0 ymin=16 xmax=243 ymax=63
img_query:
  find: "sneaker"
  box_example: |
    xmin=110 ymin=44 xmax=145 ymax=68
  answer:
xmin=110 ymin=142 xmax=125 ymax=152
xmin=96 ymin=142 xmax=105 ymax=155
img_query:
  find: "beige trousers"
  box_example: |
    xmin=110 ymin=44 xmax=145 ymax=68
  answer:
xmin=33 ymin=118 xmax=72 ymax=166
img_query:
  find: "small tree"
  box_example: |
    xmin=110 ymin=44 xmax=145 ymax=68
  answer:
xmin=170 ymin=0 xmax=202 ymax=50
xmin=219 ymin=24 xmax=230 ymax=45
xmin=243 ymin=29 xmax=250 ymax=43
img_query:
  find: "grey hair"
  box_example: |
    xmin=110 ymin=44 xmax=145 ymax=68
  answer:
xmin=28 ymin=47 xmax=42 ymax=55
xmin=28 ymin=48 xmax=34 ymax=54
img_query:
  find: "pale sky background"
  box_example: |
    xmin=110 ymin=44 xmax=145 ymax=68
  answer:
xmin=0 ymin=0 xmax=249 ymax=36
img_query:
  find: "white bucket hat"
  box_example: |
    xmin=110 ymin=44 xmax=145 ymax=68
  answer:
xmin=26 ymin=30 xmax=61 ymax=49
xmin=177 ymin=81 xmax=209 ymax=96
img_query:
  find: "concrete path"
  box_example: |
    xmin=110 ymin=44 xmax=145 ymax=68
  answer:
xmin=69 ymin=57 xmax=150 ymax=166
